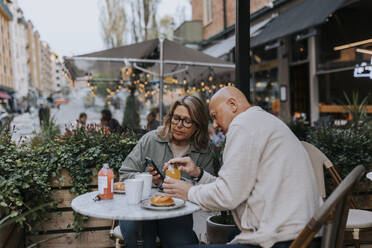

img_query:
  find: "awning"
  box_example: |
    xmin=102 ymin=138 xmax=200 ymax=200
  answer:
xmin=0 ymin=91 xmax=11 ymax=99
xmin=202 ymin=35 xmax=235 ymax=58
xmin=202 ymin=15 xmax=276 ymax=58
xmin=64 ymin=39 xmax=234 ymax=82
xmin=251 ymin=0 xmax=346 ymax=48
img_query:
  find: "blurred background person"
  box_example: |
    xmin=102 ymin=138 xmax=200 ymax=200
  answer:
xmin=100 ymin=109 xmax=121 ymax=134
xmin=208 ymin=124 xmax=225 ymax=147
xmin=146 ymin=111 xmax=159 ymax=132
xmin=78 ymin=112 xmax=87 ymax=127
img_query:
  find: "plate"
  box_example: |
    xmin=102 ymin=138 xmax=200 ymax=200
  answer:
xmin=141 ymin=198 xmax=185 ymax=211
xmin=114 ymin=190 xmax=125 ymax=194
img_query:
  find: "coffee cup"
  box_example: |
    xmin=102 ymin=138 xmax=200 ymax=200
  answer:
xmin=125 ymin=179 xmax=144 ymax=204
xmin=135 ymin=173 xmax=152 ymax=200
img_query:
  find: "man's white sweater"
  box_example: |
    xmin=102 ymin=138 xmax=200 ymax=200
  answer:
xmin=188 ymin=107 xmax=320 ymax=248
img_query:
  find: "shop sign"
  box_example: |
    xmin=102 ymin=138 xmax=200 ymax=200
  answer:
xmin=354 ymin=58 xmax=372 ymax=79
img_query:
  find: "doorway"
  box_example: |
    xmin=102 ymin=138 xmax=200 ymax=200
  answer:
xmin=290 ymin=63 xmax=310 ymax=121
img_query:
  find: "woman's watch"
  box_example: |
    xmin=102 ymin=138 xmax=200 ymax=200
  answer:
xmin=193 ymin=167 xmax=204 ymax=183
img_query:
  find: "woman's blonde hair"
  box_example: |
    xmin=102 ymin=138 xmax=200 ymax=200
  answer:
xmin=158 ymin=95 xmax=209 ymax=150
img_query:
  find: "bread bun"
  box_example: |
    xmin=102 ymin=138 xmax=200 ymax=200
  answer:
xmin=114 ymin=182 xmax=125 ymax=191
xmin=151 ymin=194 xmax=174 ymax=206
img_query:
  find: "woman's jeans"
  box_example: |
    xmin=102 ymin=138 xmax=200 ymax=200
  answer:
xmin=119 ymin=214 xmax=198 ymax=248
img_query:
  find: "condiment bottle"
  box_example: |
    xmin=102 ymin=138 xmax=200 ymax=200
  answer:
xmin=98 ymin=163 xmax=114 ymax=199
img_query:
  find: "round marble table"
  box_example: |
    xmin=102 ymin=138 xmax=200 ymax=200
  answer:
xmin=71 ymin=191 xmax=200 ymax=221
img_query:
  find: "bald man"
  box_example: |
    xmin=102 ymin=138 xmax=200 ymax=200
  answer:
xmin=163 ymin=87 xmax=320 ymax=248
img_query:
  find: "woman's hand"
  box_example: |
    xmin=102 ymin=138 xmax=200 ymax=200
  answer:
xmin=163 ymin=177 xmax=192 ymax=200
xmin=163 ymin=157 xmax=201 ymax=178
xmin=147 ymin=166 xmax=163 ymax=185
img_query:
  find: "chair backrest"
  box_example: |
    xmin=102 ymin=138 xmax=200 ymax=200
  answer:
xmin=301 ymin=141 xmax=327 ymax=199
xmin=301 ymin=141 xmax=357 ymax=208
xmin=290 ymin=165 xmax=366 ymax=248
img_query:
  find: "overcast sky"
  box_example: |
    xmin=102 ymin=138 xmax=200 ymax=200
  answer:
xmin=18 ymin=0 xmax=191 ymax=57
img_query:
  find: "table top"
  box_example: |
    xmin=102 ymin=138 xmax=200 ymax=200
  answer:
xmin=71 ymin=190 xmax=200 ymax=221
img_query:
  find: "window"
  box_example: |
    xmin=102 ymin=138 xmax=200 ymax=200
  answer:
xmin=203 ymin=0 xmax=213 ymax=25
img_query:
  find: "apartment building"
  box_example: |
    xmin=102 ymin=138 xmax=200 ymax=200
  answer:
xmin=26 ymin=21 xmax=42 ymax=92
xmin=40 ymin=42 xmax=53 ymax=95
xmin=0 ymin=0 xmax=14 ymax=97
xmin=9 ymin=0 xmax=29 ymax=97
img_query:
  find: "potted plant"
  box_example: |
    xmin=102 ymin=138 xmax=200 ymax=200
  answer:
xmin=206 ymin=139 xmax=237 ymax=244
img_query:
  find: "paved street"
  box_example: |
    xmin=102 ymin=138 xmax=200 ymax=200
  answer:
xmin=11 ymin=87 xmax=124 ymax=142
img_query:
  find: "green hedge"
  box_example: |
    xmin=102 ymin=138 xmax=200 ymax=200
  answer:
xmin=0 ymin=124 xmax=138 ymax=231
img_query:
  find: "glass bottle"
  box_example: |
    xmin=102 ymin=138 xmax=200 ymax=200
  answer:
xmin=166 ymin=165 xmax=181 ymax=180
xmin=98 ymin=163 xmax=114 ymax=199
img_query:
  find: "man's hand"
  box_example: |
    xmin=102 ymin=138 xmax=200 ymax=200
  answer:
xmin=163 ymin=157 xmax=201 ymax=178
xmin=147 ymin=166 xmax=162 ymax=185
xmin=163 ymin=177 xmax=192 ymax=200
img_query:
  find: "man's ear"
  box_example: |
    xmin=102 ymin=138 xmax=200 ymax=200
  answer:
xmin=227 ymin=98 xmax=238 ymax=113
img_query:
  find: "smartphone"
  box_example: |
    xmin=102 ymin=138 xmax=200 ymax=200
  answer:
xmin=144 ymin=157 xmax=165 ymax=181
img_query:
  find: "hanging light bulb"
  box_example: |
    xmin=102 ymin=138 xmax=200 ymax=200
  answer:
xmin=201 ymin=82 xmax=205 ymax=87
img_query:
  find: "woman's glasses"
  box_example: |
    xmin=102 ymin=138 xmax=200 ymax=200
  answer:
xmin=171 ymin=115 xmax=194 ymax=128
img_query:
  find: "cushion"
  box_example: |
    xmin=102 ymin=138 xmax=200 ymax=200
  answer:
xmin=346 ymin=209 xmax=372 ymax=229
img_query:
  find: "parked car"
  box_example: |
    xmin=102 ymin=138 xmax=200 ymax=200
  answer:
xmin=0 ymin=105 xmax=10 ymax=129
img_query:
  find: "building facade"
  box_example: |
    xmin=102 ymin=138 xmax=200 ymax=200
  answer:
xmin=9 ymin=0 xmax=29 ymax=98
xmin=189 ymin=0 xmax=372 ymax=125
xmin=26 ymin=21 xmax=42 ymax=92
xmin=0 ymin=0 xmax=14 ymax=95
xmin=40 ymin=42 xmax=53 ymax=95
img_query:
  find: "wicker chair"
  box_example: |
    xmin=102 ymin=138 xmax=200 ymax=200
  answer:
xmin=302 ymin=141 xmax=372 ymax=248
xmin=290 ymin=165 xmax=366 ymax=248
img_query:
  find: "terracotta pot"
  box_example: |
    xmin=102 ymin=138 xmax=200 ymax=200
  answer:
xmin=206 ymin=215 xmax=237 ymax=244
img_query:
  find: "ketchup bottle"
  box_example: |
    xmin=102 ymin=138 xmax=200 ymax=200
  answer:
xmin=98 ymin=163 xmax=114 ymax=199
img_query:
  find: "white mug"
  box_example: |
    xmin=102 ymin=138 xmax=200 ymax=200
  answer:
xmin=125 ymin=179 xmax=144 ymax=204
xmin=135 ymin=173 xmax=153 ymax=200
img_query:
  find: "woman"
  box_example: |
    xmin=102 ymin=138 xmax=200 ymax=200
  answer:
xmin=119 ymin=95 xmax=215 ymax=248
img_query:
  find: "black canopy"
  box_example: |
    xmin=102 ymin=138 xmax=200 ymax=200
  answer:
xmin=251 ymin=0 xmax=346 ymax=47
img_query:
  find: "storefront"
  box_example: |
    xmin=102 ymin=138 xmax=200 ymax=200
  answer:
xmin=251 ymin=0 xmax=372 ymax=124
xmin=316 ymin=0 xmax=372 ymax=120
xmin=250 ymin=44 xmax=279 ymax=115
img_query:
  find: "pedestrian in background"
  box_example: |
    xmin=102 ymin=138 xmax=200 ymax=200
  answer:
xmin=78 ymin=112 xmax=87 ymax=127
xmin=146 ymin=111 xmax=159 ymax=132
xmin=100 ymin=109 xmax=121 ymax=134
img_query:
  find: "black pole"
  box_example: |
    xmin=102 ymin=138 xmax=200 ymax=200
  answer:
xmin=235 ymin=0 xmax=250 ymax=101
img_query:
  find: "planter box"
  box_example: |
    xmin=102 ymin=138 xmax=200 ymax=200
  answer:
xmin=0 ymin=209 xmax=24 ymax=248
xmin=25 ymin=168 xmax=116 ymax=247
xmin=28 ymin=230 xmax=114 ymax=248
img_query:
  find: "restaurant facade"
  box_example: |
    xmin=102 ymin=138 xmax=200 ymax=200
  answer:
xmin=184 ymin=0 xmax=372 ymax=125
xmin=250 ymin=0 xmax=372 ymax=124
